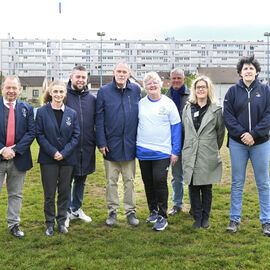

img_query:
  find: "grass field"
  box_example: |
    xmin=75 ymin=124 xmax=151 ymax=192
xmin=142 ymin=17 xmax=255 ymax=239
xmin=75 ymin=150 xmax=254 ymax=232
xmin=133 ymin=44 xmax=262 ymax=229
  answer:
xmin=0 ymin=140 xmax=270 ymax=270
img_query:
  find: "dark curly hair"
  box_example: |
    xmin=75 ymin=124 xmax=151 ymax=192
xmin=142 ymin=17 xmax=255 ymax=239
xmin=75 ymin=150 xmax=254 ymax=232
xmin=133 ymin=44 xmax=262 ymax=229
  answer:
xmin=236 ymin=55 xmax=261 ymax=77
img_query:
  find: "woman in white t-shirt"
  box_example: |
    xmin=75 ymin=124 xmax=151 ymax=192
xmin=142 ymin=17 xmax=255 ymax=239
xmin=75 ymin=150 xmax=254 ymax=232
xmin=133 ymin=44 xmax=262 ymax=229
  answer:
xmin=136 ymin=72 xmax=181 ymax=231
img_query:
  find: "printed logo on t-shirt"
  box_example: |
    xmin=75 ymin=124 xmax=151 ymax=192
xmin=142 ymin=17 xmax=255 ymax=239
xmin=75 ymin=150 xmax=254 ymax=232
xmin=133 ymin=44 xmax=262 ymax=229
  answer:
xmin=158 ymin=106 xmax=167 ymax=115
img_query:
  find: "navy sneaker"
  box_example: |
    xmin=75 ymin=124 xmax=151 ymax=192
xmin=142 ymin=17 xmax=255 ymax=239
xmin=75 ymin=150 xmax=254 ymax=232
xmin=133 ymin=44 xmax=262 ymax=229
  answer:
xmin=146 ymin=210 xmax=158 ymax=223
xmin=152 ymin=215 xmax=168 ymax=231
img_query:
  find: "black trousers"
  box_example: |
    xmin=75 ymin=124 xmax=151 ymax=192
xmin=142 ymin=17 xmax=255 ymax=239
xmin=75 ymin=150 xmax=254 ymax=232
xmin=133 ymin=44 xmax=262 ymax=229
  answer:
xmin=139 ymin=159 xmax=170 ymax=218
xmin=189 ymin=181 xmax=212 ymax=222
xmin=40 ymin=164 xmax=73 ymax=227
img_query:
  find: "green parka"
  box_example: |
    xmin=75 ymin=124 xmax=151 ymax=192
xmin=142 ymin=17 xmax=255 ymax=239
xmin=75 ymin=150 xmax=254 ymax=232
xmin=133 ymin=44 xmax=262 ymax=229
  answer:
xmin=182 ymin=103 xmax=225 ymax=186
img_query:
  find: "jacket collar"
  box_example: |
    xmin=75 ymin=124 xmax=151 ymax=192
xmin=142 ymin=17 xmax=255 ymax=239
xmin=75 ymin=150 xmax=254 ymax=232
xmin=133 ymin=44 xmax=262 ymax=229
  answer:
xmin=66 ymin=80 xmax=90 ymax=96
xmin=237 ymin=78 xmax=259 ymax=90
xmin=45 ymin=103 xmax=67 ymax=131
xmin=186 ymin=103 xmax=221 ymax=136
xmin=112 ymin=77 xmax=132 ymax=90
xmin=168 ymin=84 xmax=190 ymax=96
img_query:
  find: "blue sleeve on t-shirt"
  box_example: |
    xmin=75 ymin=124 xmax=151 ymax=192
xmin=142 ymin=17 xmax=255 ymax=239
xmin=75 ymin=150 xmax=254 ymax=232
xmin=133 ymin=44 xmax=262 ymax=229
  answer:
xmin=171 ymin=122 xmax=182 ymax=156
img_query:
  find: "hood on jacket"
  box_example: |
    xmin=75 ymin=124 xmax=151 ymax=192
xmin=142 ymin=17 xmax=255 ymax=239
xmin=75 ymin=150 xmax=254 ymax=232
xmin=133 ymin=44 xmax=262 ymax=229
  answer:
xmin=66 ymin=80 xmax=90 ymax=96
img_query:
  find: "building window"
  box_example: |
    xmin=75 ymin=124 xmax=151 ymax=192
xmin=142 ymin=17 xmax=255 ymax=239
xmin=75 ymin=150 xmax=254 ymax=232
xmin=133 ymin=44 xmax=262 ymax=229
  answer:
xmin=33 ymin=89 xmax=39 ymax=97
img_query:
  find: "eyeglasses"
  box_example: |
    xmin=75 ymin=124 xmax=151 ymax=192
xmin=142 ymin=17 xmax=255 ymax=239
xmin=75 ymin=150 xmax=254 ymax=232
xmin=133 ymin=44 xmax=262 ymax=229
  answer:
xmin=196 ymin=85 xmax=207 ymax=90
xmin=146 ymin=81 xmax=159 ymax=87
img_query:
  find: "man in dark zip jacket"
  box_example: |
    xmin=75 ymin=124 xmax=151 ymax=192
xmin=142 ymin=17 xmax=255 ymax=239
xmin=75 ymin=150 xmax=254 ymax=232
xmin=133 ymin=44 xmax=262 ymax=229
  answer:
xmin=165 ymin=68 xmax=190 ymax=216
xmin=96 ymin=62 xmax=141 ymax=227
xmin=65 ymin=66 xmax=96 ymax=228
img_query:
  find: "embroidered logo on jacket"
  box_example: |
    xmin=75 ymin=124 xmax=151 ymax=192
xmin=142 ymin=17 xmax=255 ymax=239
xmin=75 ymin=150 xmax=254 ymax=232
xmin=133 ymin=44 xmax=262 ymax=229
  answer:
xmin=22 ymin=108 xmax=27 ymax=117
xmin=66 ymin=117 xmax=72 ymax=126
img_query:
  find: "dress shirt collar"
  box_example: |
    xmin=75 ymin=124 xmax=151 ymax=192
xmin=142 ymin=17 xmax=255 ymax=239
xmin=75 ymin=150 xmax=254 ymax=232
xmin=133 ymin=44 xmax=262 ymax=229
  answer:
xmin=3 ymin=98 xmax=16 ymax=109
xmin=51 ymin=102 xmax=65 ymax=112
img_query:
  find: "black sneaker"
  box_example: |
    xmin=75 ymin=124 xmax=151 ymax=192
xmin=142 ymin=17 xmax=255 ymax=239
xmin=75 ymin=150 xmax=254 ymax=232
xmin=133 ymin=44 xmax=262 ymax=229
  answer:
xmin=45 ymin=226 xmax=54 ymax=236
xmin=192 ymin=220 xmax=201 ymax=229
xmin=168 ymin=206 xmax=181 ymax=216
xmin=146 ymin=210 xmax=158 ymax=223
xmin=262 ymin=223 xmax=270 ymax=237
xmin=106 ymin=212 xmax=117 ymax=226
xmin=226 ymin=220 xmax=240 ymax=233
xmin=201 ymin=219 xmax=210 ymax=229
xmin=10 ymin=225 xmax=24 ymax=238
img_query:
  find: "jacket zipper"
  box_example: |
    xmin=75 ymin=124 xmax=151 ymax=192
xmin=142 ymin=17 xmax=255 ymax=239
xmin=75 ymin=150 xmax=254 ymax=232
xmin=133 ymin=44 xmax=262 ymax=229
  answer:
xmin=245 ymin=87 xmax=252 ymax=132
xmin=78 ymin=95 xmax=83 ymax=175
xmin=121 ymin=89 xmax=126 ymax=160
xmin=128 ymin=95 xmax=131 ymax=111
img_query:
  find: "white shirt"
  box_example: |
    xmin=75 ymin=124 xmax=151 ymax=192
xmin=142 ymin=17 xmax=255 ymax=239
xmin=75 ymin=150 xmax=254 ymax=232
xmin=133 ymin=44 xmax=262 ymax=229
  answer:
xmin=3 ymin=98 xmax=16 ymax=109
xmin=136 ymin=95 xmax=180 ymax=155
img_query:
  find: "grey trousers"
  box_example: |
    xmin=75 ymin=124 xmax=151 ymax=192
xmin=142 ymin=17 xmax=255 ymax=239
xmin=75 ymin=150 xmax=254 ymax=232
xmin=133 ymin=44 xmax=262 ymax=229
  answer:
xmin=104 ymin=159 xmax=136 ymax=215
xmin=0 ymin=160 xmax=26 ymax=229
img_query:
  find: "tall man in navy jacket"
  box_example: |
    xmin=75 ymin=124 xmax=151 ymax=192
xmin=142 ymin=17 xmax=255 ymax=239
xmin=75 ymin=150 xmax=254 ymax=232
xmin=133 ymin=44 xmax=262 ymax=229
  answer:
xmin=65 ymin=66 xmax=96 ymax=228
xmin=0 ymin=75 xmax=35 ymax=238
xmin=96 ymin=62 xmax=141 ymax=227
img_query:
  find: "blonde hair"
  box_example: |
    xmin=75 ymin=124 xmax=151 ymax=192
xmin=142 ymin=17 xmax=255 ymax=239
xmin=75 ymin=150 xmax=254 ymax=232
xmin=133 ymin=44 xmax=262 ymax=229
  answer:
xmin=189 ymin=76 xmax=217 ymax=104
xmin=42 ymin=81 xmax=66 ymax=105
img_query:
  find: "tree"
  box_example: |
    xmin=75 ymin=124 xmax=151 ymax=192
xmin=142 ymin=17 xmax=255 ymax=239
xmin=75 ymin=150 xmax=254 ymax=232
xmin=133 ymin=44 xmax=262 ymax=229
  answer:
xmin=184 ymin=71 xmax=197 ymax=89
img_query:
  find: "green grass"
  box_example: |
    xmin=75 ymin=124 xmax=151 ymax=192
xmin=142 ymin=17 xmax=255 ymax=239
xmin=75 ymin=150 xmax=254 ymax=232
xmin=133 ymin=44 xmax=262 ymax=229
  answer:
xmin=1 ymin=140 xmax=270 ymax=270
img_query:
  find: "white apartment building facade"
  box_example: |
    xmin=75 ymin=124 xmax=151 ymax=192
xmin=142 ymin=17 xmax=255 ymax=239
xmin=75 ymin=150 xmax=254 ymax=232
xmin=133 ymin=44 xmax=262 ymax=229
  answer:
xmin=0 ymin=37 xmax=268 ymax=82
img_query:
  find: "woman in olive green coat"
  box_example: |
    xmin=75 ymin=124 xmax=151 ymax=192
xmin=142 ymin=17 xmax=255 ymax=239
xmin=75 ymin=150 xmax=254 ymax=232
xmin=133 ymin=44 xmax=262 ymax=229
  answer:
xmin=182 ymin=76 xmax=225 ymax=229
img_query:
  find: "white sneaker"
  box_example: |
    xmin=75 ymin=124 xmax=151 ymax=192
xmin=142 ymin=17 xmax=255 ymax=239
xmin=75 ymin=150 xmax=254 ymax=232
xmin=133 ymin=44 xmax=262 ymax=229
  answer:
xmin=65 ymin=212 xmax=71 ymax=228
xmin=71 ymin=208 xmax=92 ymax=223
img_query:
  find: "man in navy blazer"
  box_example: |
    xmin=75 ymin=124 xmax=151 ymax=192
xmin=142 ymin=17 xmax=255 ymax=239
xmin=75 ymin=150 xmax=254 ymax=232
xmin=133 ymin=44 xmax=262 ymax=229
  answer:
xmin=0 ymin=75 xmax=35 ymax=238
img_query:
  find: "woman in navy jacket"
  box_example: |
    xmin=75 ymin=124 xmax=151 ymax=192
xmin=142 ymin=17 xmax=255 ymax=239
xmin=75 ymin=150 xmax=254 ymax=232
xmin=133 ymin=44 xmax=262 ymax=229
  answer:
xmin=224 ymin=56 xmax=270 ymax=236
xmin=36 ymin=81 xmax=80 ymax=236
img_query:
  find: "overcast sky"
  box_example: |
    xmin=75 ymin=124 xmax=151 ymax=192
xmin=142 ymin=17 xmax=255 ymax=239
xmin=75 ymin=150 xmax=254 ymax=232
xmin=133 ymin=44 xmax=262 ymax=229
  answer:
xmin=1 ymin=0 xmax=270 ymax=41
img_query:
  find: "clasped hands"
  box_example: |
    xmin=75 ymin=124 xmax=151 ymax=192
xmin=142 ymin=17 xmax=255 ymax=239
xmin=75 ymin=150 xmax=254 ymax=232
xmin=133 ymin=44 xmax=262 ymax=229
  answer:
xmin=2 ymin=145 xmax=16 ymax=160
xmin=54 ymin=151 xmax=64 ymax=161
xmin=241 ymin=132 xmax=254 ymax=146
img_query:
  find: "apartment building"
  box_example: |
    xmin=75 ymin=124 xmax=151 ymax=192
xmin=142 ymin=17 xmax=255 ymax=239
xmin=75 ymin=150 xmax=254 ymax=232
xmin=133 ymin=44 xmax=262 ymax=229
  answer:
xmin=0 ymin=37 xmax=268 ymax=82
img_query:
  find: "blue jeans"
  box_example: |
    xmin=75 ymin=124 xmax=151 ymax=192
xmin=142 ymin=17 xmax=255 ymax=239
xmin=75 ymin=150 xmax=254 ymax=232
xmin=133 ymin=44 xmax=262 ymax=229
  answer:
xmin=171 ymin=156 xmax=184 ymax=208
xmin=67 ymin=175 xmax=87 ymax=213
xmin=229 ymin=138 xmax=270 ymax=224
